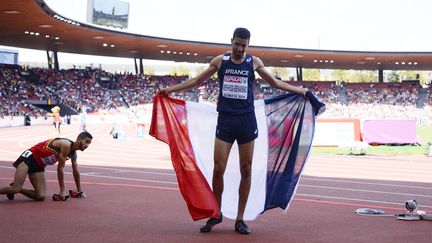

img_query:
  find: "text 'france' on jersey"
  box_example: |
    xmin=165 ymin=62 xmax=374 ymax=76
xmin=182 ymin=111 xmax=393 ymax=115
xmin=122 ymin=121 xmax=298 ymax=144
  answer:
xmin=217 ymin=53 xmax=255 ymax=114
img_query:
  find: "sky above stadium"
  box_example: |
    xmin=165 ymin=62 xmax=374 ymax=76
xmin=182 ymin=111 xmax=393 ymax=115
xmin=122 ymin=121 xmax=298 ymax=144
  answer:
xmin=45 ymin=0 xmax=432 ymax=51
xmin=3 ymin=0 xmax=432 ymax=67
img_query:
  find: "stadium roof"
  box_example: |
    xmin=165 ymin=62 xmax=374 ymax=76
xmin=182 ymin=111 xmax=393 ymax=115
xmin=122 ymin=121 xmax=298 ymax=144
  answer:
xmin=1 ymin=0 xmax=432 ymax=70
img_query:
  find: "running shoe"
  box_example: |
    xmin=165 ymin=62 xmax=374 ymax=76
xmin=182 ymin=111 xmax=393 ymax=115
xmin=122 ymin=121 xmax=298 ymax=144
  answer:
xmin=200 ymin=213 xmax=223 ymax=233
xmin=235 ymin=220 xmax=251 ymax=234
xmin=6 ymin=183 xmax=14 ymax=200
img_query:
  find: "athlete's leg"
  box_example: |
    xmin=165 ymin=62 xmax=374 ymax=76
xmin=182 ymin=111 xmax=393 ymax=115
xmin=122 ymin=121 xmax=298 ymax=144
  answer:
xmin=213 ymin=137 xmax=233 ymax=209
xmin=0 ymin=162 xmax=28 ymax=196
xmin=200 ymin=137 xmax=232 ymax=233
xmin=28 ymin=172 xmax=46 ymax=201
xmin=236 ymin=140 xmax=254 ymax=221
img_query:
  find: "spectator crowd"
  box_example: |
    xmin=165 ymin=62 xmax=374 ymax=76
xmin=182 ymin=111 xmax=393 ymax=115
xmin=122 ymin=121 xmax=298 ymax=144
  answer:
xmin=1 ymin=64 xmax=431 ymax=124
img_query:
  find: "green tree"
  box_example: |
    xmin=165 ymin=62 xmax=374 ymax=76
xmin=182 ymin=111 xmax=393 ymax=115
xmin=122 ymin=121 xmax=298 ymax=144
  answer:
xmin=399 ymin=70 xmax=425 ymax=84
xmin=351 ymin=70 xmax=377 ymax=83
xmin=332 ymin=69 xmax=350 ymax=82
xmin=170 ymin=66 xmax=190 ymax=76
xmin=302 ymin=69 xmax=320 ymax=81
xmin=195 ymin=66 xmax=205 ymax=76
xmin=387 ymin=71 xmax=400 ymax=82
xmin=144 ymin=66 xmax=155 ymax=75
xmin=194 ymin=65 xmax=218 ymax=80
xmin=270 ymin=67 xmax=290 ymax=80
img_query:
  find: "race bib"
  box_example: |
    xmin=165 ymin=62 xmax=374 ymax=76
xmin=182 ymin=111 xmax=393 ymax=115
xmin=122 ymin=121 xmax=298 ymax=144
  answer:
xmin=222 ymin=75 xmax=248 ymax=100
xmin=21 ymin=150 xmax=32 ymax=158
xmin=40 ymin=154 xmax=58 ymax=165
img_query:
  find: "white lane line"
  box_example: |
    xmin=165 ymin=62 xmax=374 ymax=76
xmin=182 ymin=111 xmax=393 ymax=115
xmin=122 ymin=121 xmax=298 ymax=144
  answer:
xmin=4 ymin=164 xmax=431 ymax=200
xmin=297 ymin=193 xmax=432 ymax=208
xmin=0 ymin=166 xmax=178 ymax=185
xmin=304 ymin=167 xmax=432 ymax=178
xmin=300 ymin=184 xmax=432 ymax=198
xmin=0 ymin=148 xmax=20 ymax=155
xmin=80 ymin=172 xmax=101 ymax=176
xmin=72 ymin=159 xmax=172 ymax=168
xmin=77 ymin=165 xmax=175 ymax=176
xmin=73 ymin=174 xmax=178 ymax=184
xmin=2 ymin=166 xmax=431 ymax=208
xmin=301 ymin=177 xmax=432 ymax=190
xmin=311 ymin=154 xmax=431 ymax=163
xmin=305 ymin=162 xmax=432 ymax=170
xmin=82 ymin=149 xmax=170 ymax=157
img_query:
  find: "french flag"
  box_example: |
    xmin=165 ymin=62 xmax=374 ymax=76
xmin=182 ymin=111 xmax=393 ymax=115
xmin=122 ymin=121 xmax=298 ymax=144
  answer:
xmin=150 ymin=92 xmax=325 ymax=221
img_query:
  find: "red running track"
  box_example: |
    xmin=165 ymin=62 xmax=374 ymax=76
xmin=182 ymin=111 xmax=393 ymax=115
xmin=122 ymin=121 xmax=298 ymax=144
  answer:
xmin=0 ymin=124 xmax=431 ymax=243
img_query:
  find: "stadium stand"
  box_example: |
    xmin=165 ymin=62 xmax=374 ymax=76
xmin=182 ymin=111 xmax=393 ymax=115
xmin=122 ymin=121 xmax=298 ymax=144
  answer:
xmin=1 ymin=64 xmax=431 ymax=125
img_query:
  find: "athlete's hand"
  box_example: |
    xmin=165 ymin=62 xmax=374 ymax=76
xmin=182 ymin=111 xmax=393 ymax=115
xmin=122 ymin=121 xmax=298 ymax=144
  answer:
xmin=69 ymin=189 xmax=87 ymax=198
xmin=300 ymin=88 xmax=308 ymax=98
xmin=158 ymin=88 xmax=171 ymax=96
xmin=52 ymin=193 xmax=71 ymax=201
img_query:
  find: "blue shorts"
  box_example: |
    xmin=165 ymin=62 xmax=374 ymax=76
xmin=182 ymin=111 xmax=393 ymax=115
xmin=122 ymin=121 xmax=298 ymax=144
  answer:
xmin=216 ymin=112 xmax=258 ymax=144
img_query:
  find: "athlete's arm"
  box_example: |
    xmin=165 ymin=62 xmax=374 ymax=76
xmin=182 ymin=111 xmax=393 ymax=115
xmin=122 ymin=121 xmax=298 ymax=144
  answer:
xmin=254 ymin=56 xmax=308 ymax=96
xmin=57 ymin=140 xmax=71 ymax=197
xmin=70 ymin=152 xmax=82 ymax=192
xmin=159 ymin=55 xmax=223 ymax=95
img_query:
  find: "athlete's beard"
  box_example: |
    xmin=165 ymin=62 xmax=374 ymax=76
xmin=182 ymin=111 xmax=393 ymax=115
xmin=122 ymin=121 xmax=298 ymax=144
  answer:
xmin=233 ymin=51 xmax=244 ymax=60
xmin=79 ymin=142 xmax=86 ymax=151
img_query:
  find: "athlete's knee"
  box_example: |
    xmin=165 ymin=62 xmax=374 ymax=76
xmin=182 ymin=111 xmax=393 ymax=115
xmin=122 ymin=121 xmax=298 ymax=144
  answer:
xmin=35 ymin=193 xmax=45 ymax=201
xmin=239 ymin=162 xmax=252 ymax=178
xmin=213 ymin=164 xmax=226 ymax=179
xmin=10 ymin=185 xmax=22 ymax=194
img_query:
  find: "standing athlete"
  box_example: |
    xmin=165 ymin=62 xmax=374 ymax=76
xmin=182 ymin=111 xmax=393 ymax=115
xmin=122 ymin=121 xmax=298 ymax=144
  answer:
xmin=79 ymin=107 xmax=88 ymax=132
xmin=159 ymin=27 xmax=308 ymax=234
xmin=0 ymin=131 xmax=93 ymax=201
xmin=51 ymin=106 xmax=62 ymax=134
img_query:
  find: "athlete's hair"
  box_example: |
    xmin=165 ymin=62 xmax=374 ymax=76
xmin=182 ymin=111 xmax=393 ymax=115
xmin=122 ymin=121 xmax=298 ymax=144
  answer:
xmin=77 ymin=131 xmax=93 ymax=140
xmin=233 ymin=27 xmax=251 ymax=40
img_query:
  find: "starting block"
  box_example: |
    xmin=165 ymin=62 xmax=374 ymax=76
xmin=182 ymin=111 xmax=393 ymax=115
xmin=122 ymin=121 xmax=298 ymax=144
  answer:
xmin=396 ymin=211 xmax=425 ymax=221
xmin=396 ymin=199 xmax=430 ymax=221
